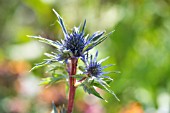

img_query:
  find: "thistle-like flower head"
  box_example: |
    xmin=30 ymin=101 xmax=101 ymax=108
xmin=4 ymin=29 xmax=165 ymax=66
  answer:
xmin=63 ymin=27 xmax=85 ymax=57
xmin=28 ymin=9 xmax=112 ymax=62
xmin=82 ymin=51 xmax=112 ymax=78
xmin=79 ymin=51 xmax=120 ymax=101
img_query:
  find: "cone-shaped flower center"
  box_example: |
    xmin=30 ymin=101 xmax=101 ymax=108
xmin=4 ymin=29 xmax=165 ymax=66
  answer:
xmin=87 ymin=62 xmax=102 ymax=77
xmin=64 ymin=32 xmax=85 ymax=57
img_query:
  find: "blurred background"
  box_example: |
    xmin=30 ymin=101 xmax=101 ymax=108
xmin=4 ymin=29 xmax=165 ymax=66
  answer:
xmin=0 ymin=0 xmax=170 ymax=113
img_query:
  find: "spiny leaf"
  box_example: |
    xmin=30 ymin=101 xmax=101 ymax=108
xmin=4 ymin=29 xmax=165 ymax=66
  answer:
xmin=81 ymin=19 xmax=86 ymax=34
xmin=46 ymin=65 xmax=65 ymax=73
xmin=39 ymin=75 xmax=66 ymax=85
xmin=78 ymin=66 xmax=85 ymax=72
xmin=27 ymin=35 xmax=61 ymax=48
xmin=98 ymin=56 xmax=109 ymax=64
xmin=102 ymin=64 xmax=114 ymax=69
xmin=30 ymin=60 xmax=52 ymax=71
xmin=87 ymin=31 xmax=105 ymax=43
xmin=52 ymin=9 xmax=68 ymax=38
xmin=93 ymin=80 xmax=120 ymax=101
xmin=92 ymin=37 xmax=108 ymax=48
xmin=87 ymin=86 xmax=106 ymax=101
xmin=72 ymin=74 xmax=87 ymax=79
xmin=83 ymin=31 xmax=113 ymax=52
xmin=82 ymin=42 xmax=94 ymax=53
xmin=82 ymin=83 xmax=106 ymax=101
xmin=44 ymin=53 xmax=57 ymax=59
xmin=113 ymin=71 xmax=121 ymax=74
xmin=39 ymin=77 xmax=52 ymax=85
xmin=104 ymin=78 xmax=113 ymax=84
xmin=90 ymin=31 xmax=114 ymax=50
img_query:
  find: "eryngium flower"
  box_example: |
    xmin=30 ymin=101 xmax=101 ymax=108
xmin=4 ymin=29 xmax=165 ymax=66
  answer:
xmin=82 ymin=51 xmax=113 ymax=77
xmin=28 ymin=9 xmax=112 ymax=62
xmin=80 ymin=51 xmax=120 ymax=101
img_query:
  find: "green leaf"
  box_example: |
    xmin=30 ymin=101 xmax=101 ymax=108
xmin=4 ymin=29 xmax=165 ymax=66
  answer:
xmin=46 ymin=65 xmax=65 ymax=73
xmin=103 ymin=78 xmax=113 ymax=84
xmin=44 ymin=53 xmax=57 ymax=59
xmin=82 ymin=42 xmax=94 ymax=52
xmin=39 ymin=77 xmax=52 ymax=85
xmin=98 ymin=56 xmax=109 ymax=64
xmin=72 ymin=74 xmax=87 ymax=79
xmin=39 ymin=74 xmax=66 ymax=85
xmin=88 ymin=87 xmax=106 ymax=101
xmin=52 ymin=9 xmax=68 ymax=38
xmin=87 ymin=31 xmax=105 ymax=42
xmin=93 ymin=79 xmax=120 ymax=101
xmin=81 ymin=20 xmax=86 ymax=33
xmin=78 ymin=66 xmax=85 ymax=72
xmin=93 ymin=35 xmax=109 ymax=46
xmin=30 ymin=60 xmax=51 ymax=71
xmin=27 ymin=35 xmax=61 ymax=48
xmin=58 ymin=49 xmax=72 ymax=60
xmin=113 ymin=71 xmax=121 ymax=74
xmin=82 ymin=83 xmax=106 ymax=101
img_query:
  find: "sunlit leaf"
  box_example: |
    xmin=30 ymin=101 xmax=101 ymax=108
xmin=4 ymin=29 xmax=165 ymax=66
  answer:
xmin=39 ymin=74 xmax=66 ymax=85
xmin=52 ymin=9 xmax=68 ymax=38
xmin=30 ymin=60 xmax=52 ymax=71
xmin=46 ymin=65 xmax=65 ymax=73
xmin=93 ymin=79 xmax=120 ymax=101
xmin=72 ymin=74 xmax=87 ymax=79
xmin=78 ymin=66 xmax=85 ymax=72
xmin=27 ymin=35 xmax=61 ymax=48
xmin=87 ymin=31 xmax=105 ymax=43
xmin=98 ymin=56 xmax=109 ymax=64
xmin=82 ymin=83 xmax=106 ymax=101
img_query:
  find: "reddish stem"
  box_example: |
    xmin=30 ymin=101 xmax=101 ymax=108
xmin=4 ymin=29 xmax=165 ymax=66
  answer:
xmin=67 ymin=58 xmax=78 ymax=113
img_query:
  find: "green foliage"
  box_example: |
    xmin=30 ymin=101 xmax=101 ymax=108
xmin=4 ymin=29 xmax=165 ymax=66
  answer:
xmin=39 ymin=74 xmax=66 ymax=86
xmin=72 ymin=74 xmax=87 ymax=79
xmin=39 ymin=63 xmax=67 ymax=86
xmin=30 ymin=51 xmax=68 ymax=86
xmin=82 ymin=81 xmax=105 ymax=101
xmin=81 ymin=76 xmax=120 ymax=101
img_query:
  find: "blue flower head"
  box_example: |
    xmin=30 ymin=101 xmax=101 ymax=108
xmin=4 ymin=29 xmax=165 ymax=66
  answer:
xmin=28 ymin=9 xmax=113 ymax=62
xmin=79 ymin=51 xmax=120 ymax=101
xmin=82 ymin=51 xmax=113 ymax=78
